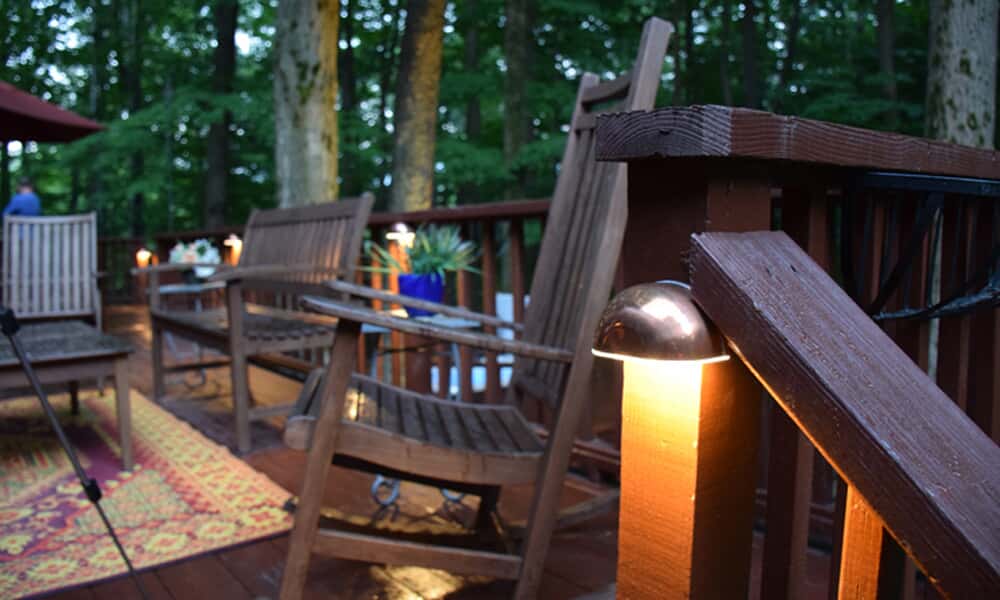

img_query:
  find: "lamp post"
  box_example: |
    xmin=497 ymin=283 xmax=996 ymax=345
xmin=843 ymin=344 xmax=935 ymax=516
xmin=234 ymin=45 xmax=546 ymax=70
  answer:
xmin=593 ymin=281 xmax=760 ymax=599
xmin=223 ymin=234 xmax=243 ymax=265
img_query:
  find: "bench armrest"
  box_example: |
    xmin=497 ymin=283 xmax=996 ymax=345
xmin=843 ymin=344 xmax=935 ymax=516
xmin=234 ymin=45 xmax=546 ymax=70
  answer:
xmin=322 ymin=280 xmax=524 ymax=333
xmin=301 ymin=295 xmax=570 ymax=362
xmin=130 ymin=263 xmax=227 ymax=276
xmin=206 ymin=264 xmax=344 ymax=283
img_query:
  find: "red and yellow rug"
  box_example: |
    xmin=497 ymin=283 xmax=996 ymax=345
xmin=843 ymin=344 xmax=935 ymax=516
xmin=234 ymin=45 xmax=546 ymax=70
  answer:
xmin=0 ymin=389 xmax=292 ymax=598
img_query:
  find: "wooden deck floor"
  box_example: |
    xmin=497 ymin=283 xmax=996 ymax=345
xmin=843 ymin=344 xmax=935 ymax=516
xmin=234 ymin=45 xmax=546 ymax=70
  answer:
xmin=37 ymin=305 xmax=857 ymax=600
xmin=42 ymin=305 xmax=619 ymax=600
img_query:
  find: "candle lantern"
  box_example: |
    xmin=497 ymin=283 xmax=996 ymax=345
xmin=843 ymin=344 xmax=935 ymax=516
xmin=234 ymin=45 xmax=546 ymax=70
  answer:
xmin=135 ymin=247 xmax=152 ymax=268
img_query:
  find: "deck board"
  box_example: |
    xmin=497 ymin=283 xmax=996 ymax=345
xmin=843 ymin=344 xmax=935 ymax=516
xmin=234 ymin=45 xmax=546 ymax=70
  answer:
xmin=46 ymin=305 xmax=620 ymax=600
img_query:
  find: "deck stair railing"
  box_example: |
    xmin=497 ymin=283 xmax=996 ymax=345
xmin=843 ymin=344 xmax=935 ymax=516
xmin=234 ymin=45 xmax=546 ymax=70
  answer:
xmin=687 ymin=230 xmax=999 ymax=599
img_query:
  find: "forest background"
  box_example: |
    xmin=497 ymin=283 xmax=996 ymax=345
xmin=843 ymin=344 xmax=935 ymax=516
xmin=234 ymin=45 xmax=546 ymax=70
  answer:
xmin=0 ymin=0 xmax=996 ymax=241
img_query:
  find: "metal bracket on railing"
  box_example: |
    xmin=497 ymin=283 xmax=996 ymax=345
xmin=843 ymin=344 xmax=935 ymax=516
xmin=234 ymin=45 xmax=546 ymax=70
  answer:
xmin=846 ymin=171 xmax=1000 ymax=323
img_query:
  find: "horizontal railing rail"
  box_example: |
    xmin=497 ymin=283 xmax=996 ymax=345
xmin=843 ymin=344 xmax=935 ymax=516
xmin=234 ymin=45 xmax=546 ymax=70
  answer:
xmin=595 ymin=104 xmax=1000 ymax=598
xmin=690 ymin=231 xmax=1000 ymax=598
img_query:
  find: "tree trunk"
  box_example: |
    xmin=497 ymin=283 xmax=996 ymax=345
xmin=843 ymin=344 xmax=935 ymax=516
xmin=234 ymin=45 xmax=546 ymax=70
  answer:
xmin=274 ymin=0 xmax=340 ymax=208
xmin=389 ymin=0 xmax=446 ymax=212
xmin=204 ymin=0 xmax=237 ymax=227
xmin=741 ymin=0 xmax=761 ymax=109
xmin=339 ymin=0 xmax=359 ymax=196
xmin=119 ymin=0 xmax=145 ymax=237
xmin=503 ymin=0 xmax=531 ymax=199
xmin=88 ymin=1 xmax=107 ymax=228
xmin=683 ymin=0 xmax=694 ymax=104
xmin=774 ymin=0 xmax=801 ymax=113
xmin=459 ymin=0 xmax=481 ymax=204
xmin=376 ymin=2 xmax=403 ymax=208
xmin=1 ymin=143 xmax=9 ymax=205
xmin=926 ymin=0 xmax=997 ymax=148
xmin=70 ymin=166 xmax=80 ymax=212
xmin=719 ymin=0 xmax=733 ymax=106
xmin=876 ymin=0 xmax=898 ymax=130
xmin=165 ymin=78 xmax=176 ymax=232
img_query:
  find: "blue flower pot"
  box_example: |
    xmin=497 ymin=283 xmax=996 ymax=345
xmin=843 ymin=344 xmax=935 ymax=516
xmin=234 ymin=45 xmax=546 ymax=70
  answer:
xmin=397 ymin=273 xmax=444 ymax=317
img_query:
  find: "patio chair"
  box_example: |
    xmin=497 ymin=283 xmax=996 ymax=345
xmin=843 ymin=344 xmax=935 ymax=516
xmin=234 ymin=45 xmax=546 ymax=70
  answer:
xmin=3 ymin=212 xmax=103 ymax=411
xmin=136 ymin=194 xmax=373 ymax=453
xmin=3 ymin=212 xmax=102 ymax=330
xmin=279 ymin=17 xmax=672 ymax=599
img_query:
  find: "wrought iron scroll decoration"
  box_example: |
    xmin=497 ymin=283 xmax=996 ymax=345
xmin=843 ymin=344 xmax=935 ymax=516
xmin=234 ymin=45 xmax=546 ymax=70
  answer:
xmin=843 ymin=172 xmax=999 ymax=323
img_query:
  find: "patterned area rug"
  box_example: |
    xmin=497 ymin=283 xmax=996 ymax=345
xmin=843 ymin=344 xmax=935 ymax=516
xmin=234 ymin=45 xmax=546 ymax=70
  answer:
xmin=0 ymin=389 xmax=292 ymax=598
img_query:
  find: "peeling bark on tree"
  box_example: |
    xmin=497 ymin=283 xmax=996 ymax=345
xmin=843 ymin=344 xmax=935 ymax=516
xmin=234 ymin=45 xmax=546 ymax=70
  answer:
xmin=926 ymin=0 xmax=998 ymax=148
xmin=389 ymin=0 xmax=446 ymax=213
xmin=274 ymin=0 xmax=340 ymax=207
xmin=204 ymin=0 xmax=237 ymax=227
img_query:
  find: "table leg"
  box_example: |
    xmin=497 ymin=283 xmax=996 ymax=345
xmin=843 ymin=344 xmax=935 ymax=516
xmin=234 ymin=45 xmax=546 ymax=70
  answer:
xmin=114 ymin=358 xmax=134 ymax=470
xmin=69 ymin=380 xmax=80 ymax=415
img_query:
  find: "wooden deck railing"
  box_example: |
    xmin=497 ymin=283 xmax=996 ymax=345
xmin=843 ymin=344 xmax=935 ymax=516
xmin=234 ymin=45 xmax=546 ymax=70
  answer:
xmin=691 ymin=231 xmax=999 ymax=598
xmin=100 ymin=202 xmax=551 ymax=402
xmin=361 ymin=200 xmax=549 ymax=405
xmin=596 ymin=104 xmax=1000 ymax=598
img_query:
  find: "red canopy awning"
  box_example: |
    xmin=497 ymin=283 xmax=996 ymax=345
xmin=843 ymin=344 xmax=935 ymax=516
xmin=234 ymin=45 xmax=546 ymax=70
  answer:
xmin=0 ymin=80 xmax=103 ymax=143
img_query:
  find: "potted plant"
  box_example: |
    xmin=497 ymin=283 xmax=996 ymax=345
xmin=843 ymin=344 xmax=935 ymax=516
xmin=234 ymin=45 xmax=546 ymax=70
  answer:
xmin=366 ymin=225 xmax=479 ymax=317
xmin=168 ymin=238 xmax=222 ymax=283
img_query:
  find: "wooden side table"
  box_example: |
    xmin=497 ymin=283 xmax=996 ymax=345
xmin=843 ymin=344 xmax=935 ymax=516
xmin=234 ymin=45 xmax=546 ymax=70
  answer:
xmin=0 ymin=321 xmax=135 ymax=470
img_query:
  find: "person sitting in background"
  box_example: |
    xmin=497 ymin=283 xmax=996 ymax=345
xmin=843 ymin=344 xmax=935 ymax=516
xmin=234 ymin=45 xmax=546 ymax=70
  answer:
xmin=4 ymin=178 xmax=42 ymax=216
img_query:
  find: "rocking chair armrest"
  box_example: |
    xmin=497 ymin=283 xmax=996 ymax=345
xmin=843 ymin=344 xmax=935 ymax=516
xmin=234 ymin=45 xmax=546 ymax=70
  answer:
xmin=301 ymin=295 xmax=572 ymax=363
xmin=322 ymin=280 xmax=525 ymax=333
xmin=130 ymin=263 xmax=228 ymax=276
xmin=206 ymin=264 xmax=345 ymax=283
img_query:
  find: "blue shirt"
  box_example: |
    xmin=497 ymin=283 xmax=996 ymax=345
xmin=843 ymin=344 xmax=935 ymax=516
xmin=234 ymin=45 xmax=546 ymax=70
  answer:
xmin=4 ymin=192 xmax=41 ymax=216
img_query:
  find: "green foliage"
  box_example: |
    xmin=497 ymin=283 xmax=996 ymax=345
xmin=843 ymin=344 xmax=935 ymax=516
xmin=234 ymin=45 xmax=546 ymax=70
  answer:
xmin=1 ymin=0 xmax=974 ymax=243
xmin=366 ymin=225 xmax=479 ymax=278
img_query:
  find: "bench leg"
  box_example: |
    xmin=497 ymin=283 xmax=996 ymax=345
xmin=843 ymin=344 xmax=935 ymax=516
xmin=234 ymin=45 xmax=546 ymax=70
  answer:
xmin=474 ymin=486 xmax=501 ymax=531
xmin=231 ymin=351 xmax=251 ymax=454
xmin=69 ymin=381 xmax=80 ymax=415
xmin=114 ymin=358 xmax=133 ymax=470
xmin=280 ymin=320 xmax=361 ymax=600
xmin=151 ymin=323 xmax=165 ymax=402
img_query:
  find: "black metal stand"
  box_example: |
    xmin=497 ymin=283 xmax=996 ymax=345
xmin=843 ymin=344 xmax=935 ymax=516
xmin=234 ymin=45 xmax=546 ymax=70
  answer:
xmin=0 ymin=308 xmax=148 ymax=599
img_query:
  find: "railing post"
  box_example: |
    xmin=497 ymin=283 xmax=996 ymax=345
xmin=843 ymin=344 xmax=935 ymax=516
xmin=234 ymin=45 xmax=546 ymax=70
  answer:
xmin=760 ymin=185 xmax=828 ymax=599
xmin=509 ymin=217 xmax=526 ymax=334
xmin=616 ymin=161 xmax=771 ymax=597
xmin=481 ymin=219 xmax=499 ymax=403
xmin=837 ymin=486 xmax=884 ymax=599
xmin=617 ymin=356 xmax=761 ymax=598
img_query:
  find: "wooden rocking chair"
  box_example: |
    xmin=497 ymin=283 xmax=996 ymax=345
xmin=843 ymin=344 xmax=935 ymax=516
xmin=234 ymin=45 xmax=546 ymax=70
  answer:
xmin=278 ymin=18 xmax=672 ymax=599
xmin=135 ymin=195 xmax=373 ymax=453
xmin=3 ymin=213 xmax=102 ymax=330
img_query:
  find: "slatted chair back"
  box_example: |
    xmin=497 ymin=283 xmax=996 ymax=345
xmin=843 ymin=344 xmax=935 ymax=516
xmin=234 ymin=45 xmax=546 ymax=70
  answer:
xmin=2 ymin=212 xmax=100 ymax=326
xmin=239 ymin=193 xmax=374 ymax=288
xmin=510 ymin=17 xmax=672 ymax=409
